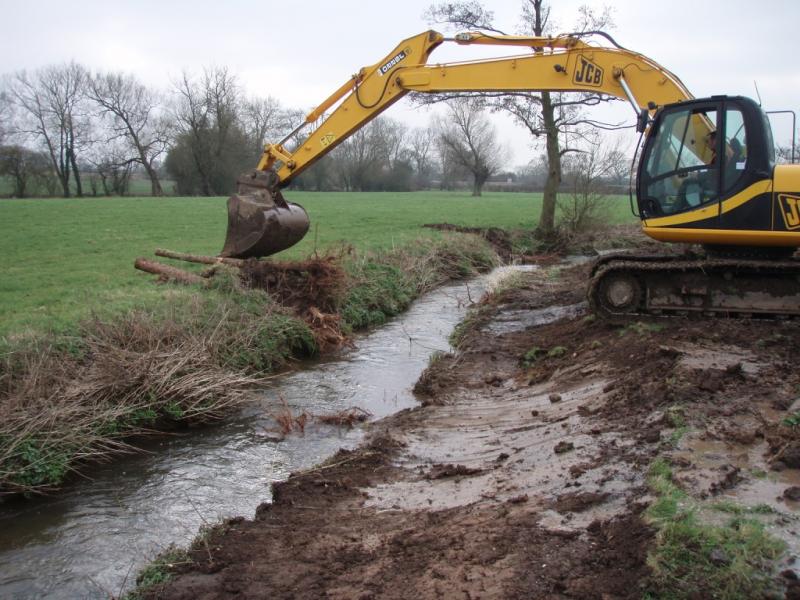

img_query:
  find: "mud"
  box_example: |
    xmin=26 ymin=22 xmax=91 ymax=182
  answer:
xmin=146 ymin=261 xmax=800 ymax=599
xmin=239 ymin=254 xmax=348 ymax=349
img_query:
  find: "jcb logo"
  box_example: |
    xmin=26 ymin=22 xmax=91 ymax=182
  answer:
xmin=573 ymin=56 xmax=603 ymax=87
xmin=778 ymin=194 xmax=800 ymax=230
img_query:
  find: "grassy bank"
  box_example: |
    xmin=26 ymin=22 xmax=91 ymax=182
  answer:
xmin=0 ymin=234 xmax=498 ymax=495
xmin=0 ymin=191 xmax=634 ymax=335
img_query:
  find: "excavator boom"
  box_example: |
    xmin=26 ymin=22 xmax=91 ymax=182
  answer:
xmin=222 ymin=29 xmax=696 ymax=259
xmin=256 ymin=30 xmax=694 ymax=187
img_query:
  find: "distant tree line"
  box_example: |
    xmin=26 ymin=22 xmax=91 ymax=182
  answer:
xmin=0 ymin=62 xmax=628 ymax=199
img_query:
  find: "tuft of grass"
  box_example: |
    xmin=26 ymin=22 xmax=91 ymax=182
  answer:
xmin=782 ymin=412 xmax=800 ymax=428
xmin=666 ymin=426 xmax=690 ymax=446
xmin=521 ymin=347 xmax=544 ymax=367
xmin=520 ymin=345 xmax=568 ymax=368
xmin=427 ymin=350 xmax=450 ymax=368
xmin=665 ymin=405 xmax=687 ymax=429
xmin=619 ymin=321 xmax=665 ymax=337
xmin=711 ymin=501 xmax=777 ymax=516
xmin=645 ymin=459 xmax=786 ymax=599
xmin=122 ymin=545 xmax=193 ymax=599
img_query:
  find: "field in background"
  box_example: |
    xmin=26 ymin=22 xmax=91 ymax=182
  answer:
xmin=0 ymin=191 xmax=636 ymax=335
xmin=0 ymin=175 xmax=178 ymax=198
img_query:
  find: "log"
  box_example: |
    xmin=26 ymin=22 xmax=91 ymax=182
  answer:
xmin=134 ymin=258 xmax=206 ymax=286
xmin=155 ymin=248 xmax=244 ymax=267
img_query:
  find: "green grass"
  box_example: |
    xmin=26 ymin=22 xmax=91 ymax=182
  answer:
xmin=645 ymin=459 xmax=786 ymax=599
xmin=0 ymin=191 xmax=635 ymax=336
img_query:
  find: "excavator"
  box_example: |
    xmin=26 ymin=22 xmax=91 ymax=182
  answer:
xmin=220 ymin=30 xmax=800 ymax=318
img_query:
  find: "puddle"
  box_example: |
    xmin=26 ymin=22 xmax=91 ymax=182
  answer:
xmin=484 ymin=302 xmax=587 ymax=335
xmin=676 ymin=344 xmax=763 ymax=375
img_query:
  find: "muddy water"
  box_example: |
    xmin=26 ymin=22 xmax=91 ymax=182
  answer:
xmin=0 ymin=275 xmax=496 ymax=600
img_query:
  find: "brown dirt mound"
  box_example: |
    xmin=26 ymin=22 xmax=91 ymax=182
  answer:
xmin=239 ymin=255 xmax=349 ymax=350
xmin=239 ymin=255 xmax=346 ymax=314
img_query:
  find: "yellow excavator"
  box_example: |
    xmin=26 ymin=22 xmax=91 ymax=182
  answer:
xmin=220 ymin=30 xmax=800 ymax=318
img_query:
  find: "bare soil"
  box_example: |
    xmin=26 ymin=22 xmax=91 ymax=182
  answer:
xmin=145 ymin=259 xmax=800 ymax=599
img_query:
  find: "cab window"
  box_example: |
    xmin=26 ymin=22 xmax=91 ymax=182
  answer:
xmin=722 ymin=108 xmax=747 ymax=191
xmin=641 ymin=107 xmax=718 ymax=216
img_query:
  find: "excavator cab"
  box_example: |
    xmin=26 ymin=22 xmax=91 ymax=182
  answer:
xmin=635 ymin=96 xmax=788 ymax=249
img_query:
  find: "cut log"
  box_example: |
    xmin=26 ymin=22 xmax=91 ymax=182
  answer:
xmin=155 ymin=248 xmax=244 ymax=267
xmin=134 ymin=258 xmax=206 ymax=286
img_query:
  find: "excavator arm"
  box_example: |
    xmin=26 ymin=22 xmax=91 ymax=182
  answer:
xmin=259 ymin=30 xmax=694 ymax=185
xmin=222 ymin=29 xmax=700 ymax=258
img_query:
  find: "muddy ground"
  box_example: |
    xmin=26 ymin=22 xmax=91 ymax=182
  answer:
xmin=144 ymin=258 xmax=800 ymax=599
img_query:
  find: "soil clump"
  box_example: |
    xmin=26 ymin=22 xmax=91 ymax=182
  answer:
xmin=144 ymin=259 xmax=800 ymax=599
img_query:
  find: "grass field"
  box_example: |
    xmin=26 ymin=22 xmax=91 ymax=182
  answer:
xmin=0 ymin=191 xmax=635 ymax=336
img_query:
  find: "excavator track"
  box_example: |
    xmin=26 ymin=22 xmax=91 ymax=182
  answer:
xmin=588 ymin=253 xmax=800 ymax=320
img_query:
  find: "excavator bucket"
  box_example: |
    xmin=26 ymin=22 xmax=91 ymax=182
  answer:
xmin=220 ymin=170 xmax=310 ymax=259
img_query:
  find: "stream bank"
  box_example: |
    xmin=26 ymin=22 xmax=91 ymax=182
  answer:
xmin=0 ymin=270 xmax=503 ymax=599
xmin=0 ymin=234 xmax=498 ymax=496
xmin=143 ymin=260 xmax=800 ymax=600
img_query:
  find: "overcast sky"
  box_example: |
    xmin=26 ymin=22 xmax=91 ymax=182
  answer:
xmin=3 ymin=0 xmax=798 ymax=165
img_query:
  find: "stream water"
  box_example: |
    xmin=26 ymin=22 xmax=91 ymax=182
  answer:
xmin=0 ymin=275 xmax=495 ymax=599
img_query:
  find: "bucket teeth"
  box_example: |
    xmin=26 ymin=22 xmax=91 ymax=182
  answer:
xmin=220 ymin=170 xmax=310 ymax=259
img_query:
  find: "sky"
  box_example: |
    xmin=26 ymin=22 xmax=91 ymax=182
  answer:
xmin=3 ymin=0 xmax=798 ymax=166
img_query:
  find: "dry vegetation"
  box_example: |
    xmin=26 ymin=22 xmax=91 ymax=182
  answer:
xmin=0 ymin=233 xmax=499 ymax=496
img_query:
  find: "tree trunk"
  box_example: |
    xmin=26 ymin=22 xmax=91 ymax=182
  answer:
xmin=59 ymin=156 xmax=70 ymax=198
xmin=69 ymin=149 xmax=83 ymax=197
xmin=134 ymin=258 xmax=206 ymax=285
xmin=144 ymin=162 xmax=164 ymax=196
xmin=155 ymin=248 xmax=243 ymax=266
xmin=537 ymin=91 xmax=561 ymax=239
xmin=472 ymin=168 xmax=488 ymax=196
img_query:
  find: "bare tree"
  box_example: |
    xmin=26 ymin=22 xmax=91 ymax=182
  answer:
xmin=334 ymin=117 xmax=395 ymax=191
xmin=407 ymin=126 xmax=435 ymax=189
xmin=87 ymin=71 xmax=168 ymax=196
xmin=425 ymin=1 xmax=617 ymax=237
xmin=6 ymin=62 xmax=89 ymax=197
xmin=241 ymin=96 xmax=286 ymax=163
xmin=83 ymin=135 xmax=135 ymax=196
xmin=436 ymin=98 xmax=503 ymax=196
xmin=0 ymin=91 xmax=10 ymax=146
xmin=558 ymin=138 xmax=627 ymax=233
xmin=168 ymin=67 xmax=249 ymax=196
